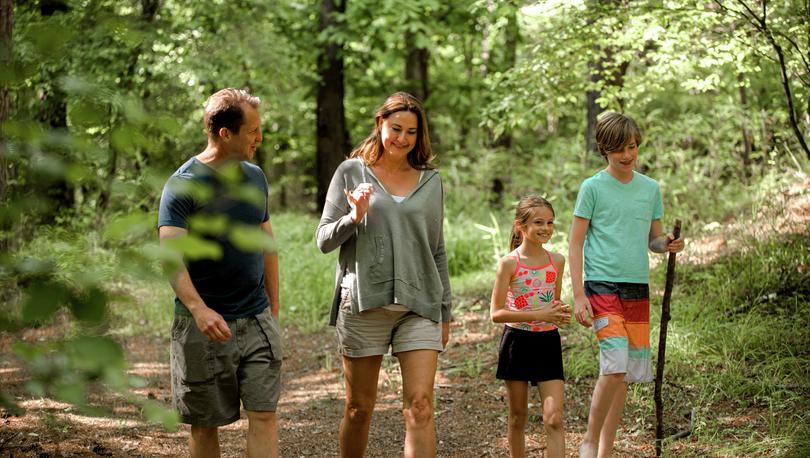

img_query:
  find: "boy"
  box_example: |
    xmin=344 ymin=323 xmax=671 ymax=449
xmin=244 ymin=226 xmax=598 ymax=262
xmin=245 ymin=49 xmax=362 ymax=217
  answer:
xmin=569 ymin=112 xmax=684 ymax=458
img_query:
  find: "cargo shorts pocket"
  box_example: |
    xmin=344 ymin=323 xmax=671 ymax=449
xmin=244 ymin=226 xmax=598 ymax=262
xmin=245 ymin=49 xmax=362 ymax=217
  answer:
xmin=256 ymin=309 xmax=284 ymax=361
xmin=171 ymin=315 xmax=215 ymax=384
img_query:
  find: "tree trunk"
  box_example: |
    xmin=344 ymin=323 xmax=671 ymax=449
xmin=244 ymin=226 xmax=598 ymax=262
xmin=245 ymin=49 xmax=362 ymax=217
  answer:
xmin=0 ymin=0 xmax=12 ymax=253
xmin=491 ymin=3 xmax=518 ymax=150
xmin=404 ymin=30 xmax=429 ymax=103
xmin=737 ymin=73 xmax=754 ymax=175
xmin=773 ymin=39 xmax=810 ymax=161
xmin=94 ymin=0 xmax=159 ymax=229
xmin=585 ymin=0 xmax=629 ymax=160
xmin=726 ymin=0 xmax=810 ymax=160
xmin=315 ymin=0 xmax=351 ymax=212
xmin=489 ymin=2 xmax=519 ymax=208
xmin=585 ymin=65 xmax=604 ymax=158
xmin=38 ymin=0 xmax=73 ymax=211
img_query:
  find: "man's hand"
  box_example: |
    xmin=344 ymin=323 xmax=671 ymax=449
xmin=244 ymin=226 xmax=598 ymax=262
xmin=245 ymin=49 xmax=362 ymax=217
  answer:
xmin=574 ymin=295 xmax=594 ymax=327
xmin=442 ymin=321 xmax=450 ymax=348
xmin=192 ymin=306 xmax=232 ymax=342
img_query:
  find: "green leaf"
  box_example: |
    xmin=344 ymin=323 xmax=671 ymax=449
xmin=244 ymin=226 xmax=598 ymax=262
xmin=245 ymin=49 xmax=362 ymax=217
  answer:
xmin=68 ymin=287 xmax=108 ymax=324
xmin=27 ymin=23 xmax=76 ymax=58
xmin=166 ymin=180 xmax=214 ymax=204
xmin=163 ymin=235 xmax=223 ymax=261
xmin=228 ymin=183 xmax=266 ymax=208
xmin=55 ymin=381 xmax=87 ymax=406
xmin=111 ymin=125 xmax=136 ymax=151
xmin=188 ymin=214 xmax=230 ymax=237
xmin=142 ymin=400 xmax=180 ymax=431
xmin=70 ymin=98 xmax=108 ymax=127
xmin=0 ymin=392 xmax=24 ymax=416
xmin=229 ymin=224 xmax=277 ymax=252
xmin=104 ymin=211 xmax=155 ymax=242
xmin=21 ymin=281 xmax=68 ymax=324
xmin=70 ymin=336 xmax=126 ymax=373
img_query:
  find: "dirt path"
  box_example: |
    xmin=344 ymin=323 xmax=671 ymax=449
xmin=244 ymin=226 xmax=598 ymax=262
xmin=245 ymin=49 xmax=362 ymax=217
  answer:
xmin=5 ymin=180 xmax=807 ymax=457
xmin=2 ymin=310 xmax=668 ymax=457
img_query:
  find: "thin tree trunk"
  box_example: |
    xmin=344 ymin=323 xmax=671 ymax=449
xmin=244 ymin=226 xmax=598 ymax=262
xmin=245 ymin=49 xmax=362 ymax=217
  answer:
xmin=585 ymin=63 xmax=604 ymax=157
xmin=0 ymin=0 xmax=12 ymax=253
xmin=94 ymin=0 xmax=159 ymax=229
xmin=728 ymin=0 xmax=810 ymax=160
xmin=489 ymin=2 xmax=519 ymax=207
xmin=38 ymin=0 xmax=73 ymax=212
xmin=769 ymin=35 xmax=810 ymax=161
xmin=492 ymin=3 xmax=518 ymax=150
xmin=585 ymin=0 xmax=629 ymax=159
xmin=316 ymin=0 xmax=350 ymax=212
xmin=737 ymin=73 xmax=753 ymax=174
xmin=654 ymin=220 xmax=682 ymax=458
xmin=404 ymin=30 xmax=429 ymax=102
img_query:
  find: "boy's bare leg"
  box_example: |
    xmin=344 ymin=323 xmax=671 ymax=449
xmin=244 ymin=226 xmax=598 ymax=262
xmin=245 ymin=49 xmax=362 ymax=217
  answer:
xmin=246 ymin=410 xmax=279 ymax=458
xmin=190 ymin=425 xmax=220 ymax=458
xmin=505 ymin=380 xmax=529 ymax=458
xmin=597 ymin=382 xmax=627 ymax=458
xmin=538 ymin=380 xmax=565 ymax=458
xmin=398 ymin=349 xmax=439 ymax=458
xmin=579 ymin=373 xmax=626 ymax=458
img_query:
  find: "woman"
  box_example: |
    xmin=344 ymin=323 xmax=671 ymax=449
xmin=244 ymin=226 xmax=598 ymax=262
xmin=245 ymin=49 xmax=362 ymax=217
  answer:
xmin=316 ymin=92 xmax=452 ymax=457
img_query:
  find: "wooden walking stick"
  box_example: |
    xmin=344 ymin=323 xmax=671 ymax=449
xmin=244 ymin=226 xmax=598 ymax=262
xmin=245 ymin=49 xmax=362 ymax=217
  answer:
xmin=655 ymin=220 xmax=682 ymax=458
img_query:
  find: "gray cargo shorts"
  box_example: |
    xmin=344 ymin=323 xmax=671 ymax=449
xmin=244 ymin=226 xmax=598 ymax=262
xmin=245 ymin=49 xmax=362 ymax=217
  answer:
xmin=170 ymin=307 xmax=283 ymax=427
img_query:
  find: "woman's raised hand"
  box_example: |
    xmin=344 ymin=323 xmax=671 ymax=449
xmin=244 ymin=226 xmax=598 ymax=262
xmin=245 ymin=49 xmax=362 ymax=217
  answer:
xmin=345 ymin=182 xmax=373 ymax=224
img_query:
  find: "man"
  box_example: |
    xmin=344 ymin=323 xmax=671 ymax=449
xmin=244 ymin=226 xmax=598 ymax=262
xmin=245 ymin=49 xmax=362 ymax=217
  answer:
xmin=158 ymin=88 xmax=282 ymax=458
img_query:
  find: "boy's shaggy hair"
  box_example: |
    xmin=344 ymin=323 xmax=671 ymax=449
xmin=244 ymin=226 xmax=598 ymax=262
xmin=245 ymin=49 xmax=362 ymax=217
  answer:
xmin=595 ymin=112 xmax=642 ymax=157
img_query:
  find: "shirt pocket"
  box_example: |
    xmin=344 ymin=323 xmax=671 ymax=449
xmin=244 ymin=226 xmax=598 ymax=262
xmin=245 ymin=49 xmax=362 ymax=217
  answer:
xmin=632 ymin=196 xmax=654 ymax=221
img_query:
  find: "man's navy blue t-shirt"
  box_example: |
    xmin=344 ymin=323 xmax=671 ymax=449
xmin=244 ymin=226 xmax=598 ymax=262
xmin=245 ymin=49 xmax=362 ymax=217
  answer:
xmin=158 ymin=157 xmax=270 ymax=320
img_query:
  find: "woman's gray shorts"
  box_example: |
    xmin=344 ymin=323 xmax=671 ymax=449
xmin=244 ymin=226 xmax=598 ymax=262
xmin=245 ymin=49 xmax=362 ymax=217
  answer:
xmin=335 ymin=288 xmax=443 ymax=358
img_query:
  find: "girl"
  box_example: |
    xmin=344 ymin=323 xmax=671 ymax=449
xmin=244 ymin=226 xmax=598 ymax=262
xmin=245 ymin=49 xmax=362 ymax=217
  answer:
xmin=491 ymin=195 xmax=571 ymax=458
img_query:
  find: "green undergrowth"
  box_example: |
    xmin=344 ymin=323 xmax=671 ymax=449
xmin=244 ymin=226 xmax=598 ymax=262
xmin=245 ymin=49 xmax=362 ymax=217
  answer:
xmin=448 ymin=224 xmax=808 ymax=456
xmin=650 ymin=231 xmax=810 ymax=457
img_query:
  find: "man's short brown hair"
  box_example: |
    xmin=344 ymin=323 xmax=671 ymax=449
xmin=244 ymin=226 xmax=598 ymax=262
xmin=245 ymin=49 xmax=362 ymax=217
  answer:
xmin=204 ymin=88 xmax=260 ymax=138
xmin=595 ymin=112 xmax=642 ymax=157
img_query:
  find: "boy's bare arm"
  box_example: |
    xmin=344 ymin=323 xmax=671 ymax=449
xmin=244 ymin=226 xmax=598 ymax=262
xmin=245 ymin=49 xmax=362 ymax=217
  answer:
xmin=569 ymin=216 xmax=593 ymax=326
xmin=648 ymin=219 xmax=685 ymax=253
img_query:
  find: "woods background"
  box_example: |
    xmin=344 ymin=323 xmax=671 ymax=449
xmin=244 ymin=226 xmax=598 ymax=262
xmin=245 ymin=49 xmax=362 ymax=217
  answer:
xmin=0 ymin=1 xmax=808 ymax=457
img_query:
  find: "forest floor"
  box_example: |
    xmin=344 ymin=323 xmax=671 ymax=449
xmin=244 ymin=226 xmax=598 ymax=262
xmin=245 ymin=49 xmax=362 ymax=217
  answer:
xmin=0 ymin=313 xmax=695 ymax=458
xmin=1 ymin=179 xmax=808 ymax=457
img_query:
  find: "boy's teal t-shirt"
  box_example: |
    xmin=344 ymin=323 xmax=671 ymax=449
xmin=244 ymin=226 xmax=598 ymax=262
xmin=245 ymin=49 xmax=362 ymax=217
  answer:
xmin=573 ymin=170 xmax=663 ymax=284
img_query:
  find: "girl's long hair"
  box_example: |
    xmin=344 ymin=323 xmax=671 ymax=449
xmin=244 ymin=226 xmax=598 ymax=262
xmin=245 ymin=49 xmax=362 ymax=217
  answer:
xmin=349 ymin=92 xmax=435 ymax=169
xmin=510 ymin=195 xmax=555 ymax=251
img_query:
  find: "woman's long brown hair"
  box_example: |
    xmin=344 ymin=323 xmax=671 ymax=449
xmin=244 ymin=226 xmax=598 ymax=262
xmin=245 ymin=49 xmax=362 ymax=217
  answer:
xmin=350 ymin=92 xmax=435 ymax=170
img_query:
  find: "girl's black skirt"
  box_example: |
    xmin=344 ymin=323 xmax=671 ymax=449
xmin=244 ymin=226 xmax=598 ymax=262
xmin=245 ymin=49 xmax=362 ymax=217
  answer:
xmin=496 ymin=326 xmax=564 ymax=384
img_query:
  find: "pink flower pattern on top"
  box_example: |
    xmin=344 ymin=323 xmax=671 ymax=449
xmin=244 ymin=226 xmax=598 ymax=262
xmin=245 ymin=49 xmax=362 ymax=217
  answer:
xmin=505 ymin=250 xmax=558 ymax=332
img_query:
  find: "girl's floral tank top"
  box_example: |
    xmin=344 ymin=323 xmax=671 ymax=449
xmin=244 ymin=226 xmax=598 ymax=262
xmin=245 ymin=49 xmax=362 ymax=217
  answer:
xmin=506 ymin=250 xmax=558 ymax=332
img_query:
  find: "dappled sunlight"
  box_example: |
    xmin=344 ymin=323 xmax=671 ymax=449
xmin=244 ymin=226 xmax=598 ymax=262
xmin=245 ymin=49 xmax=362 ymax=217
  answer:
xmin=126 ymin=361 xmax=170 ymax=378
